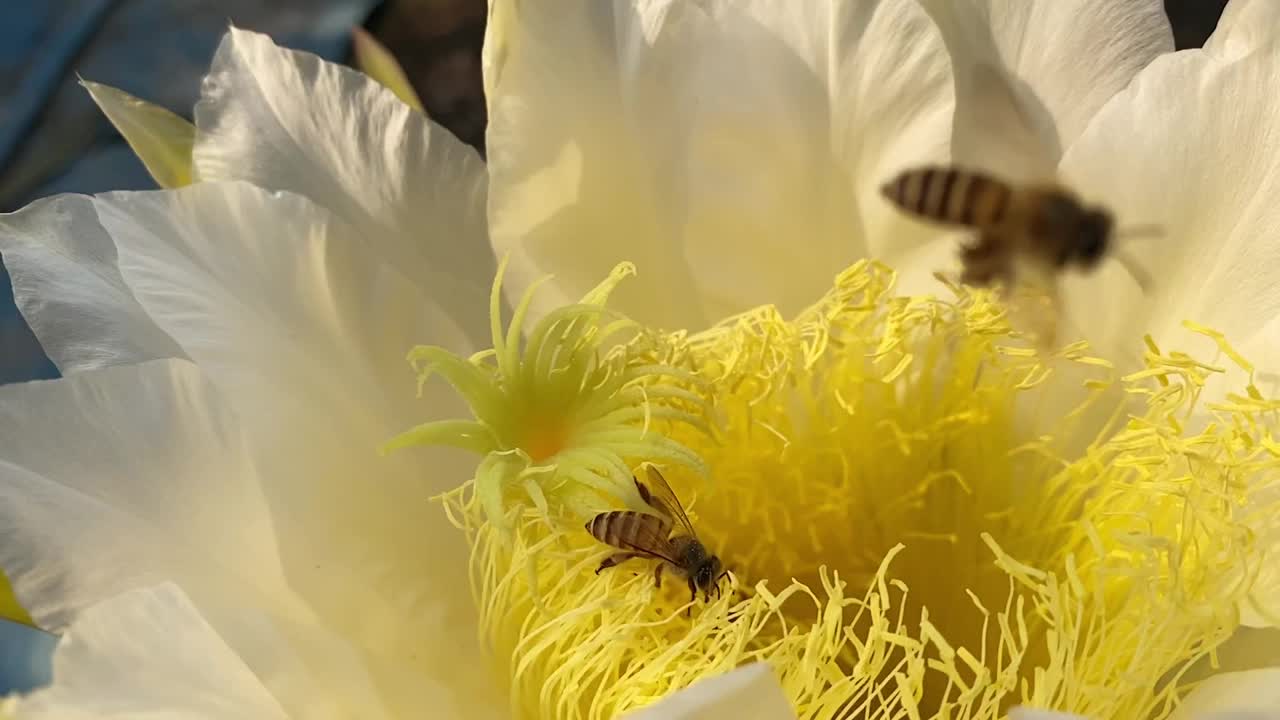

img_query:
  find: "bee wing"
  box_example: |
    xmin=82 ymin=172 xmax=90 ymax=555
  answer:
xmin=586 ymin=510 xmax=681 ymax=565
xmin=637 ymin=466 xmax=699 ymax=540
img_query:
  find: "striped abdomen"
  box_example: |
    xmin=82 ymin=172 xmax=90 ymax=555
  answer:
xmin=587 ymin=510 xmax=673 ymax=553
xmin=881 ymin=166 xmax=1012 ymax=228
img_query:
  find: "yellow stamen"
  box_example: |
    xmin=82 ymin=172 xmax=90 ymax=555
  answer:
xmin=410 ymin=260 xmax=1278 ymax=718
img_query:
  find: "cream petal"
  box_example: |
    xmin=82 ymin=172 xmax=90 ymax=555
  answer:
xmin=485 ymin=0 xmax=953 ymax=327
xmin=0 ymin=362 xmax=399 ymax=715
xmin=919 ymin=0 xmax=1171 ymax=178
xmin=0 ymin=195 xmax=185 ymax=374
xmin=90 ymin=182 xmax=501 ymax=716
xmin=8 ymin=584 xmax=290 ymax=720
xmin=0 ymin=360 xmax=293 ymax=631
xmin=675 ymin=1 xmax=955 ymax=314
xmin=484 ymin=1 xmax=710 ymax=329
xmin=882 ymin=233 xmax=960 ymax=298
xmin=622 ymin=664 xmax=794 ymax=720
xmin=193 ymin=27 xmax=494 ymax=348
xmin=1172 ymin=669 xmax=1280 ymax=719
xmin=1057 ymin=42 xmax=1280 ymax=386
xmin=1204 ymin=0 xmax=1280 ymax=62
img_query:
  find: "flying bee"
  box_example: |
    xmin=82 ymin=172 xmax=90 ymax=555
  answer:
xmin=586 ymin=466 xmax=726 ymax=608
xmin=880 ymin=166 xmax=1153 ymax=292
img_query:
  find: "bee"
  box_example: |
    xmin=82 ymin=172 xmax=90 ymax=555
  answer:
xmin=586 ymin=466 xmax=726 ymax=607
xmin=880 ymin=166 xmax=1151 ymax=291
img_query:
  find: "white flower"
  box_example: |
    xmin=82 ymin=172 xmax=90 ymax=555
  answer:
xmin=1 ymin=1 xmax=1279 ymax=718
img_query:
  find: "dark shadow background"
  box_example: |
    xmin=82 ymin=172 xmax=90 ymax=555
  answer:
xmin=1166 ymin=0 xmax=1230 ymax=50
xmin=0 ymin=0 xmax=1236 ymax=386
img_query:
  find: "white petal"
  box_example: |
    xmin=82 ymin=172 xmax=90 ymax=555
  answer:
xmin=484 ymin=1 xmax=714 ymax=329
xmin=8 ymin=584 xmax=290 ymax=720
xmin=1204 ymin=0 xmax=1280 ymax=62
xmin=920 ymin=0 xmax=1171 ymax=177
xmin=485 ymin=0 xmax=953 ymax=327
xmin=91 ymin=182 xmax=502 ymax=715
xmin=676 ymin=1 xmax=955 ymax=310
xmin=0 ymin=195 xmax=184 ymax=374
xmin=0 ymin=345 xmax=471 ymax=716
xmin=0 ymin=360 xmax=292 ymax=632
xmin=1172 ymin=669 xmax=1280 ymax=719
xmin=622 ymin=663 xmax=794 ymax=720
xmin=1058 ymin=43 xmax=1280 ymax=387
xmin=0 ymin=363 xmax=393 ymax=714
xmin=192 ymin=27 xmax=494 ymax=347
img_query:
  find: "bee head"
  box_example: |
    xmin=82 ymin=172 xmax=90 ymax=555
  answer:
xmin=1072 ymin=207 xmax=1114 ymax=268
xmin=694 ymin=554 xmax=725 ymax=599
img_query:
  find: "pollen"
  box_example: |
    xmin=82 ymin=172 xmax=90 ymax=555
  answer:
xmin=414 ymin=260 xmax=1280 ymax=719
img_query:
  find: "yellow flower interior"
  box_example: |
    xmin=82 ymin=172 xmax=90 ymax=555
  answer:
xmin=403 ymin=260 xmax=1279 ymax=719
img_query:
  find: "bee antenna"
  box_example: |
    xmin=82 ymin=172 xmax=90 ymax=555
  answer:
xmin=1111 ymin=249 xmax=1153 ymax=294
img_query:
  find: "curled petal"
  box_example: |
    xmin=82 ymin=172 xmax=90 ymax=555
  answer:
xmin=1204 ymin=0 xmax=1280 ymax=62
xmin=0 ymin=195 xmax=185 ymax=375
xmin=919 ymin=0 xmax=1171 ymax=178
xmin=194 ymin=27 xmax=493 ymax=346
xmin=486 ymin=0 xmax=953 ymax=327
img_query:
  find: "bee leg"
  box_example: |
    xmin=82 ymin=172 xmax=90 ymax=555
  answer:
xmin=959 ymin=243 xmax=1010 ymax=288
xmin=680 ymin=573 xmax=701 ymax=614
xmin=959 ymin=256 xmax=1007 ymax=287
xmin=595 ymin=552 xmax=637 ymax=575
xmin=653 ymin=563 xmax=665 ymax=589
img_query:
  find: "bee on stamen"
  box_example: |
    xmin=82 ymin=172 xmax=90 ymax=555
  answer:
xmin=586 ymin=466 xmax=726 ymax=611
